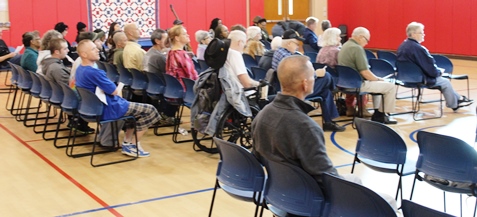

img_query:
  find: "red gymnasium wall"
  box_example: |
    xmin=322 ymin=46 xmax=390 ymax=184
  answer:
xmin=6 ymin=0 xmax=264 ymax=52
xmin=329 ymin=0 xmax=477 ymax=56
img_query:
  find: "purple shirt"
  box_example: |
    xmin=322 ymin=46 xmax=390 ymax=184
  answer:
xmin=316 ymin=45 xmax=340 ymax=67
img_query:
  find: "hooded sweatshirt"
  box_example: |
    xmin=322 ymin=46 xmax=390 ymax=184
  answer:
xmin=42 ymin=57 xmax=71 ymax=85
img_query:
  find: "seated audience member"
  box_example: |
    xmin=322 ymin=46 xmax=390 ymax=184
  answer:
xmin=258 ymin=36 xmax=282 ymax=70
xmin=194 ymin=30 xmax=212 ymax=60
xmin=321 ymin=20 xmax=331 ymax=32
xmin=75 ymin=22 xmax=87 ymax=43
xmin=123 ymin=23 xmax=146 ymax=71
xmin=20 ymin=31 xmax=41 ymax=72
xmin=252 ymin=16 xmax=271 ymax=42
xmin=93 ymin=29 xmax=107 ymax=61
xmin=303 ymin=16 xmax=320 ymax=53
xmin=0 ymin=30 xmax=21 ymax=68
xmin=225 ymin=30 xmax=259 ymax=89
xmin=338 ymin=27 xmax=397 ymax=124
xmin=230 ymin=24 xmax=246 ymax=33
xmin=112 ymin=31 xmax=128 ymax=67
xmin=214 ymin=24 xmax=229 ymax=40
xmin=272 ymin=30 xmax=344 ymax=131
xmin=208 ymin=18 xmax=222 ymax=34
xmin=42 ymin=38 xmax=93 ymax=133
xmin=271 ymin=19 xmax=306 ymax=38
xmin=75 ymin=39 xmax=161 ymax=157
xmin=54 ymin=22 xmax=75 ymax=65
xmin=107 ymin=22 xmax=121 ymax=49
xmin=244 ymin=26 xmax=265 ymax=60
xmin=252 ymin=55 xmax=397 ymax=212
xmin=37 ymin=30 xmax=63 ymax=74
xmin=397 ymin=22 xmax=473 ymax=111
xmin=166 ymin=25 xmax=198 ymax=88
xmin=316 ymin=27 xmax=341 ymax=67
xmin=69 ymin=32 xmax=106 ymax=85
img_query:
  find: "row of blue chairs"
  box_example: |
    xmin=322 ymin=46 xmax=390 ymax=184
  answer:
xmin=210 ymin=134 xmax=461 ymax=217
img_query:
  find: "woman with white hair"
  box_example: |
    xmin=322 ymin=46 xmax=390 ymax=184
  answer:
xmin=195 ymin=30 xmax=212 ymax=60
xmin=316 ymin=27 xmax=341 ymax=67
xmin=244 ymin=26 xmax=265 ymax=60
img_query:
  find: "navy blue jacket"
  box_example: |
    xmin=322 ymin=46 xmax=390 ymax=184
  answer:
xmin=303 ymin=28 xmax=319 ymax=52
xmin=396 ymin=38 xmax=440 ymax=85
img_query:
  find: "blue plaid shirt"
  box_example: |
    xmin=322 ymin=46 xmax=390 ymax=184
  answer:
xmin=272 ymin=47 xmax=294 ymax=70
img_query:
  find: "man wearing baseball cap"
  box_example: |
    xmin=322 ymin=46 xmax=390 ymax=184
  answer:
xmin=253 ymin=15 xmax=271 ymax=42
xmin=272 ymin=29 xmax=345 ymax=132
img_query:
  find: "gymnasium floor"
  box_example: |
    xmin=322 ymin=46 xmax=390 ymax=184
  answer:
xmin=1 ymin=58 xmax=477 ymax=216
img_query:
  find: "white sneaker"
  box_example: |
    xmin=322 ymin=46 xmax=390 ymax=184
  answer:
xmin=124 ymin=143 xmax=150 ymax=158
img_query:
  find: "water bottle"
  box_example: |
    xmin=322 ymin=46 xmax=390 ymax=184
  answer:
xmin=178 ymin=127 xmax=188 ymax=136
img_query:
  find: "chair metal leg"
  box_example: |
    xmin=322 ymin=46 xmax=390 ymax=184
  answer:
xmin=208 ymin=179 xmax=219 ymax=217
xmin=409 ymin=172 xmax=418 ymax=200
xmin=443 ymin=191 xmax=446 ymax=212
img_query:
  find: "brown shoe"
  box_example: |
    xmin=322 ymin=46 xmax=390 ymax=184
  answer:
xmin=358 ymin=109 xmax=373 ymax=117
xmin=346 ymin=107 xmax=356 ymax=117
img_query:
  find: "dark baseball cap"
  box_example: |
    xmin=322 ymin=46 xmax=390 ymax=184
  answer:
xmin=282 ymin=30 xmax=305 ymax=41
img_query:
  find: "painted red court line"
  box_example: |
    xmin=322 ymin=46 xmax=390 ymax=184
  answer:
xmin=0 ymin=124 xmax=123 ymax=217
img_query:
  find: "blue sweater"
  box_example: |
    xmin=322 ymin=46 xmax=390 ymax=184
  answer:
xmin=396 ymin=38 xmax=440 ymax=85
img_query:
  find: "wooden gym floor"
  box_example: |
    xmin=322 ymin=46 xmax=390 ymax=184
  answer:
xmin=0 ymin=58 xmax=477 ymax=216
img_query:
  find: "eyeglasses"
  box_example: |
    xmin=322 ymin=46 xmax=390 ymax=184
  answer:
xmin=362 ymin=35 xmax=369 ymax=43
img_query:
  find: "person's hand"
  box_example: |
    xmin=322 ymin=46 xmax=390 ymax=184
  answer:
xmin=315 ymin=66 xmax=326 ymax=77
xmin=10 ymin=52 xmax=18 ymax=57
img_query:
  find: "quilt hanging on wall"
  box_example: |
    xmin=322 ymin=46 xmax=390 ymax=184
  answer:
xmin=88 ymin=0 xmax=158 ymax=38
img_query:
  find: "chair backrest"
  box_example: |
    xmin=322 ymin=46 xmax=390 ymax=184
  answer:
xmin=401 ymin=200 xmax=454 ymax=217
xmin=338 ymin=24 xmax=348 ymax=34
xmin=37 ymin=73 xmax=52 ymax=100
xmin=377 ymin=50 xmax=397 ymax=69
xmin=303 ymin=44 xmax=318 ymax=53
xmin=182 ymin=78 xmax=196 ymax=106
xmin=322 ymin=173 xmax=397 ymax=217
xmin=198 ymin=59 xmax=210 ymax=72
xmin=354 ymin=118 xmax=407 ymax=164
xmin=251 ymin=67 xmax=267 ymax=81
xmin=105 ymin=62 xmax=120 ymax=83
xmin=431 ymin=54 xmax=453 ymax=74
xmin=262 ymin=40 xmax=271 ymax=50
xmin=129 ymin=68 xmax=148 ymax=90
xmin=304 ymin=52 xmax=318 ymax=62
xmin=335 ymin=65 xmax=363 ymax=89
xmin=145 ymin=72 xmax=166 ymax=95
xmin=117 ymin=64 xmax=133 ymax=85
xmin=313 ymin=63 xmax=339 ymax=79
xmin=213 ymin=137 xmax=265 ymax=192
xmin=29 ymin=70 xmax=42 ymax=96
xmin=60 ymin=83 xmax=79 ymax=114
xmin=416 ymin=131 xmax=477 ymax=183
xmin=76 ymin=87 xmax=103 ymax=122
xmin=48 ymin=80 xmax=64 ymax=105
xmin=264 ymin=159 xmax=325 ymax=216
xmin=16 ymin=66 xmax=33 ymax=90
xmin=243 ymin=53 xmax=258 ymax=69
xmin=8 ymin=62 xmax=20 ymax=84
xmin=395 ymin=61 xmax=425 ymax=84
xmin=192 ymin=57 xmax=201 ymax=73
xmin=369 ymin=58 xmax=395 ymax=78
xmin=163 ymin=74 xmax=185 ymax=100
xmin=365 ymin=49 xmax=376 ymax=60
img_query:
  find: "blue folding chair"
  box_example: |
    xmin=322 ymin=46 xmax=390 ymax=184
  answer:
xmin=182 ymin=78 xmax=195 ymax=108
xmin=432 ymin=54 xmax=469 ymax=98
xmin=262 ymin=40 xmax=271 ymax=50
xmin=377 ymin=50 xmax=397 ymax=69
xmin=322 ymin=173 xmax=397 ymax=217
xmin=304 ymin=52 xmax=318 ymax=62
xmin=365 ymin=49 xmax=376 ymax=60
xmin=76 ymin=87 xmax=138 ymax=167
xmin=251 ymin=67 xmax=267 ymax=81
xmin=47 ymin=80 xmax=75 ymax=147
xmin=313 ymin=63 xmax=339 ymax=83
xmin=303 ymin=44 xmax=319 ymax=54
xmin=163 ymin=74 xmax=193 ymax=143
xmin=209 ymin=137 xmax=265 ymax=217
xmin=129 ymin=68 xmax=149 ymax=102
xmin=198 ymin=59 xmax=210 ymax=72
xmin=261 ymin=159 xmax=325 ymax=217
xmin=96 ymin=61 xmax=107 ymax=71
xmin=5 ymin=62 xmax=20 ymax=112
xmin=395 ymin=60 xmax=443 ymax=121
xmin=410 ymin=131 xmax=477 ymax=217
xmin=104 ymin=62 xmax=120 ymax=83
xmin=116 ymin=64 xmax=133 ymax=100
xmin=401 ymin=200 xmax=455 ymax=217
xmin=352 ymin=118 xmax=415 ymax=201
xmin=243 ymin=53 xmax=259 ymax=70
xmin=369 ymin=58 xmax=396 ymax=80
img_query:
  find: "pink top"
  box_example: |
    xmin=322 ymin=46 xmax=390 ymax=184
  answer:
xmin=316 ymin=45 xmax=340 ymax=67
xmin=166 ymin=50 xmax=198 ymax=88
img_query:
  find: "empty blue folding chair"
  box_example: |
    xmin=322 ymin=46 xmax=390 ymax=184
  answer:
xmin=377 ymin=50 xmax=397 ymax=69
xmin=365 ymin=49 xmax=376 ymax=60
xmin=243 ymin=53 xmax=259 ymax=70
xmin=401 ymin=200 xmax=455 ymax=217
xmin=432 ymin=54 xmax=469 ymax=98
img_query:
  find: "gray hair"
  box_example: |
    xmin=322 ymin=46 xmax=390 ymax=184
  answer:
xmin=351 ymin=27 xmax=369 ymax=38
xmin=150 ymin=29 xmax=167 ymax=45
xmin=270 ymin=36 xmax=282 ymax=50
xmin=113 ymin=31 xmax=127 ymax=44
xmin=40 ymin=30 xmax=63 ymax=50
xmin=406 ymin=22 xmax=424 ymax=37
xmin=195 ymin=30 xmax=210 ymax=44
xmin=228 ymin=30 xmax=247 ymax=43
xmin=246 ymin=26 xmax=261 ymax=40
xmin=319 ymin=27 xmax=341 ymax=47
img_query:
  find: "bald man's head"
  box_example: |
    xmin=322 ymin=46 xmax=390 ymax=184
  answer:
xmin=124 ymin=23 xmax=140 ymax=41
xmin=277 ymin=55 xmax=315 ymax=97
